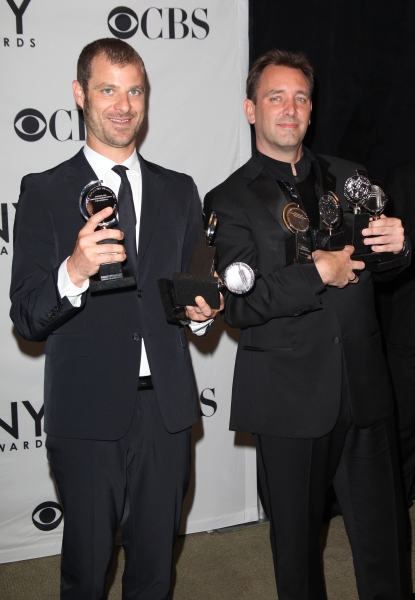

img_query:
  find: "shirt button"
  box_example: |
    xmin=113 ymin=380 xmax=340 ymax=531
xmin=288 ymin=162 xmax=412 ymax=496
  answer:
xmin=132 ymin=333 xmax=141 ymax=342
xmin=136 ymin=290 xmax=143 ymax=298
xmin=333 ymin=336 xmax=340 ymax=344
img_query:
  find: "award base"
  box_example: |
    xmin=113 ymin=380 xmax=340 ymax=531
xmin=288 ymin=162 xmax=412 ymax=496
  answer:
xmin=351 ymin=251 xmax=408 ymax=272
xmin=286 ymin=232 xmax=312 ymax=265
xmin=173 ymin=245 xmax=220 ymax=309
xmin=89 ymin=238 xmax=136 ymax=293
xmin=158 ymin=278 xmax=189 ymax=325
xmin=343 ymin=212 xmax=370 ymax=254
xmin=315 ymin=229 xmax=345 ymax=251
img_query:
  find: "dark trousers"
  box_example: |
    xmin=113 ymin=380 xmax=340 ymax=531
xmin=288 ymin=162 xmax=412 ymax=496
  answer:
xmin=387 ymin=342 xmax=415 ymax=503
xmin=255 ymin=390 xmax=411 ymax=600
xmin=46 ymin=391 xmax=191 ymax=600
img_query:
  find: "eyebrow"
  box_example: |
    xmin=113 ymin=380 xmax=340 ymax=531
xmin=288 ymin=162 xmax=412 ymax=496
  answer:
xmin=265 ymin=88 xmax=310 ymax=98
xmin=94 ymin=83 xmax=145 ymax=92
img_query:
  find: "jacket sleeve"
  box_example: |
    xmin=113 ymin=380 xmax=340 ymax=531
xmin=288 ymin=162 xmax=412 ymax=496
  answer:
xmin=10 ymin=175 xmax=84 ymax=342
xmin=204 ymin=189 xmax=326 ymax=329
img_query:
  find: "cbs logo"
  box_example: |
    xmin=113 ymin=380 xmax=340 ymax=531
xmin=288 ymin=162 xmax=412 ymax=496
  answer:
xmin=108 ymin=6 xmax=209 ymax=40
xmin=32 ymin=501 xmax=63 ymax=531
xmin=14 ymin=109 xmax=86 ymax=142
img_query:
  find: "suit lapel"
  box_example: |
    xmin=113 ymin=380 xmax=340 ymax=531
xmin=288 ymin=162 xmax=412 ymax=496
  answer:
xmin=65 ymin=148 xmax=99 ymax=194
xmin=245 ymin=155 xmax=290 ymax=236
xmin=311 ymin=151 xmax=337 ymax=198
xmin=137 ymin=153 xmax=166 ymax=268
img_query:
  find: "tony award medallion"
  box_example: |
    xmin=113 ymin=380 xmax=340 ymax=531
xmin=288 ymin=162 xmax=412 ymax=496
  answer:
xmin=315 ymin=192 xmax=345 ymax=251
xmin=158 ymin=212 xmax=257 ymax=325
xmin=79 ymin=180 xmax=136 ymax=293
xmin=282 ymin=202 xmax=312 ymax=264
xmin=342 ymin=170 xmax=372 ymax=254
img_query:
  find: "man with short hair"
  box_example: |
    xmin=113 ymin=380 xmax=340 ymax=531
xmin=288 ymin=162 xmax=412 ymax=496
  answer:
xmin=204 ymin=49 xmax=412 ymax=599
xmin=10 ymin=38 xmax=223 ymax=600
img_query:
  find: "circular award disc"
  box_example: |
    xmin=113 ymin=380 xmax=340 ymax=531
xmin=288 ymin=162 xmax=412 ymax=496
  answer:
xmin=79 ymin=180 xmax=118 ymax=228
xmin=319 ymin=192 xmax=341 ymax=228
xmin=364 ymin=184 xmax=387 ymax=216
xmin=282 ymin=202 xmax=310 ymax=233
xmin=344 ymin=172 xmax=372 ymax=207
xmin=223 ymin=262 xmax=255 ymax=294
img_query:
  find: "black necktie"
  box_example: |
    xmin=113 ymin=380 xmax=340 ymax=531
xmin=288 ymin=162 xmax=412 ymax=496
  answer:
xmin=112 ymin=165 xmax=137 ymax=273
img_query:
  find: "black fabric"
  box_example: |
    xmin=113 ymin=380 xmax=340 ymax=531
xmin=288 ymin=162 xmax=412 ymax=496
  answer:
xmin=46 ymin=392 xmax=191 ymax=600
xmin=249 ymin=0 xmax=415 ymax=180
xmin=112 ymin=165 xmax=137 ymax=273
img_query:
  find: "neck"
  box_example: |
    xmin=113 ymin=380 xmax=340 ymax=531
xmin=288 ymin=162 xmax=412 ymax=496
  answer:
xmin=257 ymin=141 xmax=304 ymax=168
xmin=86 ymin=136 xmax=136 ymax=163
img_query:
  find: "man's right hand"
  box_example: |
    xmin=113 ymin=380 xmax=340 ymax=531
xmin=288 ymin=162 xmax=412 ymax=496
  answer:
xmin=312 ymin=246 xmax=365 ymax=288
xmin=67 ymin=207 xmax=126 ymax=287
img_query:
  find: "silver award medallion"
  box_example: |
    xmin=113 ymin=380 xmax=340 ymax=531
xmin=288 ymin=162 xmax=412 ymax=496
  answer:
xmin=222 ymin=262 xmax=256 ymax=294
xmin=344 ymin=171 xmax=372 ymax=213
xmin=79 ymin=180 xmax=118 ymax=229
xmin=319 ymin=192 xmax=341 ymax=232
xmin=364 ymin=184 xmax=387 ymax=218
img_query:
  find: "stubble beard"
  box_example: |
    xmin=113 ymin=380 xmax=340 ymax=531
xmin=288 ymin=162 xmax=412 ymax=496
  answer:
xmin=83 ymin=97 xmax=144 ymax=149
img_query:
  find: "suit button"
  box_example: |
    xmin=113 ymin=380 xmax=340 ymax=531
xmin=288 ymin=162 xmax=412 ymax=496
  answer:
xmin=132 ymin=333 xmax=141 ymax=342
xmin=136 ymin=290 xmax=143 ymax=298
xmin=333 ymin=336 xmax=340 ymax=344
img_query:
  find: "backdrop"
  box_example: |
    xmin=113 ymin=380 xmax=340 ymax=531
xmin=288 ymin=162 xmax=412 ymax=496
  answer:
xmin=0 ymin=0 xmax=256 ymax=563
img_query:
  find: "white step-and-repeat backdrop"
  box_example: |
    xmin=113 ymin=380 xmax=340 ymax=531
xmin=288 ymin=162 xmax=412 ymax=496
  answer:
xmin=0 ymin=0 xmax=256 ymax=563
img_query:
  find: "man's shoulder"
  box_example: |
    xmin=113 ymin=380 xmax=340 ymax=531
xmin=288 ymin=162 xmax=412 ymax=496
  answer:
xmin=140 ymin=156 xmax=195 ymax=188
xmin=317 ymin=154 xmax=365 ymax=174
xmin=205 ymin=163 xmax=248 ymax=200
xmin=22 ymin=149 xmax=85 ymax=184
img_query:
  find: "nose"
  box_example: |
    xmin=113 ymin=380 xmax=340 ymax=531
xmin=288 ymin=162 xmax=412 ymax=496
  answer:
xmin=114 ymin=92 xmax=131 ymax=113
xmin=284 ymin=97 xmax=297 ymax=117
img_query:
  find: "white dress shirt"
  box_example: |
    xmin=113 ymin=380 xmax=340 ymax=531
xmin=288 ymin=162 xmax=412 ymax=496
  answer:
xmin=58 ymin=145 xmax=211 ymax=377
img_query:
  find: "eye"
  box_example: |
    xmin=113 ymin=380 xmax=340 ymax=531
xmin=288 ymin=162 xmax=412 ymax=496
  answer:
xmin=32 ymin=501 xmax=63 ymax=531
xmin=271 ymin=96 xmax=281 ymax=102
xmin=107 ymin=7 xmax=139 ymax=39
xmin=14 ymin=109 xmax=47 ymax=142
xmin=129 ymin=89 xmax=141 ymax=96
xmin=102 ymin=89 xmax=114 ymax=95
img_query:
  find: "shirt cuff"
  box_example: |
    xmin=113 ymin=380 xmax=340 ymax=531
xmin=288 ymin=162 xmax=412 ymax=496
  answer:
xmin=58 ymin=258 xmax=89 ymax=307
xmin=188 ymin=318 xmax=214 ymax=336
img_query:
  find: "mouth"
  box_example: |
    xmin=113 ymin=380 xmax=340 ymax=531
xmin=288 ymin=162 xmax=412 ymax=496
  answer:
xmin=108 ymin=117 xmax=133 ymax=126
xmin=278 ymin=123 xmax=298 ymax=129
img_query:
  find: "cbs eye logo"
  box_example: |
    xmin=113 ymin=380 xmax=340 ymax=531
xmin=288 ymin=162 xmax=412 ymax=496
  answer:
xmin=14 ymin=109 xmax=47 ymax=142
xmin=108 ymin=6 xmax=138 ymax=39
xmin=32 ymin=501 xmax=63 ymax=531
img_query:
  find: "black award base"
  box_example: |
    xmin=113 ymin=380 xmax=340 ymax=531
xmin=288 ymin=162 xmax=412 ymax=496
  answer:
xmin=286 ymin=232 xmax=312 ymax=265
xmin=158 ymin=278 xmax=189 ymax=325
xmin=314 ymin=229 xmax=345 ymax=251
xmin=173 ymin=245 xmax=220 ymax=309
xmin=343 ymin=212 xmax=370 ymax=254
xmin=89 ymin=238 xmax=136 ymax=293
xmin=351 ymin=250 xmax=408 ymax=272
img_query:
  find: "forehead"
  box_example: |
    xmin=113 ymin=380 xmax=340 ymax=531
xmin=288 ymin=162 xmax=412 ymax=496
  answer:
xmin=257 ymin=64 xmax=310 ymax=96
xmin=89 ymin=54 xmax=144 ymax=85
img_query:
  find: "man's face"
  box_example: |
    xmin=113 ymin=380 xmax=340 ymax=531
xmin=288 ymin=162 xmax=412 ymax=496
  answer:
xmin=73 ymin=54 xmax=146 ymax=155
xmin=244 ymin=65 xmax=312 ymax=160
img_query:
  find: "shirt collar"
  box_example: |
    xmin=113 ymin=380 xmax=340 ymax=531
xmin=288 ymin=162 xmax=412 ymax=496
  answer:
xmin=83 ymin=145 xmax=141 ymax=180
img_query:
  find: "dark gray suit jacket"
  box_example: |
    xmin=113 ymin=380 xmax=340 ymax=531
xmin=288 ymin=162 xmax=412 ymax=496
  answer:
xmin=10 ymin=149 xmax=201 ymax=439
xmin=204 ymin=149 xmax=401 ymax=439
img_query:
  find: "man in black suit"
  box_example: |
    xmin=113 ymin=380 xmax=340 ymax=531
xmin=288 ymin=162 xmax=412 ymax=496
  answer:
xmin=204 ymin=50 xmax=412 ymax=599
xmin=377 ymin=161 xmax=415 ymax=505
xmin=10 ymin=38 xmax=223 ymax=600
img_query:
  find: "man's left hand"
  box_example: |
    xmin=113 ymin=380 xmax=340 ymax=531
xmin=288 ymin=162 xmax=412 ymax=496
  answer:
xmin=362 ymin=214 xmax=405 ymax=254
xmin=185 ymin=293 xmax=225 ymax=322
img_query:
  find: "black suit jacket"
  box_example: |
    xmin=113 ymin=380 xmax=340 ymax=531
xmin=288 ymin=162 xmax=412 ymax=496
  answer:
xmin=10 ymin=149 xmax=201 ymax=439
xmin=204 ymin=149 xmax=397 ymax=439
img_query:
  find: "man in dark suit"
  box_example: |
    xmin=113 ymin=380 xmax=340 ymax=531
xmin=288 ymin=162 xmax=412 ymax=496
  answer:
xmin=376 ymin=161 xmax=415 ymax=505
xmin=10 ymin=38 xmax=223 ymax=600
xmin=204 ymin=49 xmax=412 ymax=599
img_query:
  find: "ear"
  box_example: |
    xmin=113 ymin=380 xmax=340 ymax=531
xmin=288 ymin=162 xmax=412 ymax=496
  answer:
xmin=73 ymin=80 xmax=85 ymax=109
xmin=243 ymin=98 xmax=256 ymax=125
